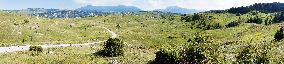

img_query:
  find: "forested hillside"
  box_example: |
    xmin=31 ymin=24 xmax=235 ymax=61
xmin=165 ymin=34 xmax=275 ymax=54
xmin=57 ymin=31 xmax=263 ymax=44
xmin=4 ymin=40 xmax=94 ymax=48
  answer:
xmin=209 ymin=2 xmax=284 ymax=14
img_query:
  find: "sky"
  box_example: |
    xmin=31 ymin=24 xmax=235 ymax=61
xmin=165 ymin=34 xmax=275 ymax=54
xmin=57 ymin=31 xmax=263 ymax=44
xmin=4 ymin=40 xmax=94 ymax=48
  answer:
xmin=0 ymin=0 xmax=284 ymax=11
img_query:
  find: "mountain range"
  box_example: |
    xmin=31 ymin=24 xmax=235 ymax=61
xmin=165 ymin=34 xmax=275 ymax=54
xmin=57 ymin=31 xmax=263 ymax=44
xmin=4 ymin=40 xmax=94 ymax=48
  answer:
xmin=76 ymin=5 xmax=142 ymax=13
xmin=154 ymin=6 xmax=202 ymax=14
xmin=2 ymin=5 xmax=201 ymax=18
xmin=76 ymin=5 xmax=201 ymax=14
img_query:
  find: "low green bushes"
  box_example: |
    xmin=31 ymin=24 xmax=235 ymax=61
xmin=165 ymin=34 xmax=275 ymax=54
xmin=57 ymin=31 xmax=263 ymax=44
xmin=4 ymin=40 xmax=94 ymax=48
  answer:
xmin=152 ymin=34 xmax=271 ymax=64
xmin=225 ymin=21 xmax=241 ymax=28
xmin=152 ymin=35 xmax=211 ymax=64
xmin=29 ymin=46 xmax=43 ymax=52
xmin=29 ymin=45 xmax=43 ymax=56
xmin=236 ymin=45 xmax=270 ymax=64
xmin=183 ymin=47 xmax=206 ymax=63
xmin=153 ymin=48 xmax=180 ymax=64
xmin=151 ymin=46 xmax=206 ymax=64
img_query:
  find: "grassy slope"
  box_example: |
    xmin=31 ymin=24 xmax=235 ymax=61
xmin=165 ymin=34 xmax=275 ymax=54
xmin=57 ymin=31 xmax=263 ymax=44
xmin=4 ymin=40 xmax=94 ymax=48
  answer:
xmin=0 ymin=12 xmax=195 ymax=63
xmin=0 ymin=12 xmax=110 ymax=46
xmin=1 ymin=12 xmax=284 ymax=63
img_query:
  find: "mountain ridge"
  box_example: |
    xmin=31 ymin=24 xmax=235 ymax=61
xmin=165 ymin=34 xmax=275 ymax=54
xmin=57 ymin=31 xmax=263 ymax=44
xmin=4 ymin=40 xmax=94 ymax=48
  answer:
xmin=208 ymin=2 xmax=284 ymax=14
xmin=76 ymin=5 xmax=142 ymax=12
xmin=154 ymin=6 xmax=202 ymax=14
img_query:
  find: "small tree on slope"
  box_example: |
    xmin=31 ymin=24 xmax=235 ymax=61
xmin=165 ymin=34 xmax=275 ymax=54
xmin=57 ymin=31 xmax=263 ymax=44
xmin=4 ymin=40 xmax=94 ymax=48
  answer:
xmin=274 ymin=27 xmax=284 ymax=41
xmin=99 ymin=38 xmax=124 ymax=57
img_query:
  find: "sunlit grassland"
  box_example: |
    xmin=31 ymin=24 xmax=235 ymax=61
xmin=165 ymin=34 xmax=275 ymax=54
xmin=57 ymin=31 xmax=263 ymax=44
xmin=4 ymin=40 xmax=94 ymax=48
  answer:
xmin=2 ymin=11 xmax=284 ymax=63
xmin=0 ymin=12 xmax=195 ymax=63
xmin=0 ymin=12 xmax=111 ymax=46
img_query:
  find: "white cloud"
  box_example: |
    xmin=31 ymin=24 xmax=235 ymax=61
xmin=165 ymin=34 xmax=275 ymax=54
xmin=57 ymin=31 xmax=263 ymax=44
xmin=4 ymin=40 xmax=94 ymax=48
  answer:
xmin=73 ymin=0 xmax=284 ymax=11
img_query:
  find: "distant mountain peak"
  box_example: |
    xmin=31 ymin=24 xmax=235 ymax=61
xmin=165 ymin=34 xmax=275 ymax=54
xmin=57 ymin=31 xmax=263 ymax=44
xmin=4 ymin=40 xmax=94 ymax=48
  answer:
xmin=154 ymin=6 xmax=201 ymax=14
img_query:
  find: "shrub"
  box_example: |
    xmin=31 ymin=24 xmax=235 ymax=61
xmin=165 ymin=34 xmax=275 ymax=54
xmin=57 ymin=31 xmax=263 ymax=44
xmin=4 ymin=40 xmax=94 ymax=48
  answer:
xmin=29 ymin=46 xmax=43 ymax=52
xmin=236 ymin=45 xmax=269 ymax=64
xmin=183 ymin=47 xmax=206 ymax=63
xmin=246 ymin=16 xmax=262 ymax=24
xmin=23 ymin=19 xmax=29 ymax=24
xmin=225 ymin=21 xmax=240 ymax=28
xmin=98 ymin=38 xmax=124 ymax=57
xmin=152 ymin=49 xmax=180 ymax=64
xmin=151 ymin=47 xmax=206 ymax=64
xmin=274 ymin=27 xmax=284 ymax=41
xmin=236 ymin=45 xmax=256 ymax=63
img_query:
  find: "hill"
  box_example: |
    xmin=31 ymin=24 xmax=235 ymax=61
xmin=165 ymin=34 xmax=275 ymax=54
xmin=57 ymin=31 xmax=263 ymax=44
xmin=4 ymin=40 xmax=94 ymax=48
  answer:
xmin=207 ymin=2 xmax=284 ymax=14
xmin=228 ymin=2 xmax=284 ymax=14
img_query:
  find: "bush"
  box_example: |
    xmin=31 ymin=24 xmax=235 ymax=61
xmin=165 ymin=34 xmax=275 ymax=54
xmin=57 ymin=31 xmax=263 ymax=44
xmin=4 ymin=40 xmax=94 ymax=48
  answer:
xmin=246 ymin=16 xmax=262 ymax=24
xmin=236 ymin=45 xmax=269 ymax=64
xmin=274 ymin=27 xmax=284 ymax=41
xmin=236 ymin=45 xmax=256 ymax=63
xmin=29 ymin=46 xmax=43 ymax=52
xmin=183 ymin=47 xmax=206 ymax=63
xmin=225 ymin=21 xmax=240 ymax=28
xmin=151 ymin=35 xmax=218 ymax=64
xmin=98 ymin=38 xmax=124 ymax=57
xmin=24 ymin=19 xmax=29 ymax=24
xmin=152 ymin=49 xmax=180 ymax=64
xmin=151 ymin=47 xmax=206 ymax=64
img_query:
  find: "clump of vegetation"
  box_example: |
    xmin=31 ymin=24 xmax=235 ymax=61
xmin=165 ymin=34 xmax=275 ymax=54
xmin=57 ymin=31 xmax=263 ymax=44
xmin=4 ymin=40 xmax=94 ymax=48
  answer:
xmin=23 ymin=19 xmax=29 ymax=24
xmin=153 ymin=46 xmax=209 ymax=64
xmin=183 ymin=47 xmax=206 ymax=63
xmin=182 ymin=13 xmax=232 ymax=30
xmin=29 ymin=45 xmax=43 ymax=56
xmin=246 ymin=16 xmax=262 ymax=24
xmin=225 ymin=21 xmax=241 ymax=28
xmin=273 ymin=12 xmax=284 ymax=23
xmin=236 ymin=45 xmax=256 ymax=63
xmin=29 ymin=46 xmax=43 ymax=52
xmin=152 ymin=35 xmax=212 ymax=64
xmin=274 ymin=27 xmax=284 ymax=41
xmin=151 ymin=47 xmax=206 ymax=64
xmin=240 ymin=12 xmax=273 ymax=25
xmin=152 ymin=48 xmax=180 ymax=64
xmin=236 ymin=45 xmax=269 ymax=64
xmin=97 ymin=38 xmax=124 ymax=57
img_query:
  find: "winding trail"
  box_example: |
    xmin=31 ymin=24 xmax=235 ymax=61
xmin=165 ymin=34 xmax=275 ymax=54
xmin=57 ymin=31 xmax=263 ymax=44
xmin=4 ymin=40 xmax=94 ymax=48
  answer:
xmin=0 ymin=27 xmax=117 ymax=53
xmin=101 ymin=27 xmax=117 ymax=38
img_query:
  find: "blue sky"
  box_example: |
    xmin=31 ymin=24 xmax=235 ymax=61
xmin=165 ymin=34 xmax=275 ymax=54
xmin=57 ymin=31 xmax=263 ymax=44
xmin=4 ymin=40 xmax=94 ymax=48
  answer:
xmin=0 ymin=0 xmax=80 ymax=10
xmin=0 ymin=0 xmax=284 ymax=10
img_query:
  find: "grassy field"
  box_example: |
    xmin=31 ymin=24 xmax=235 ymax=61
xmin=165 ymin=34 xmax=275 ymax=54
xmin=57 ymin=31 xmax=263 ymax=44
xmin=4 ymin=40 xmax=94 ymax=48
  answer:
xmin=0 ymin=12 xmax=193 ymax=63
xmin=1 ymin=11 xmax=284 ymax=63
